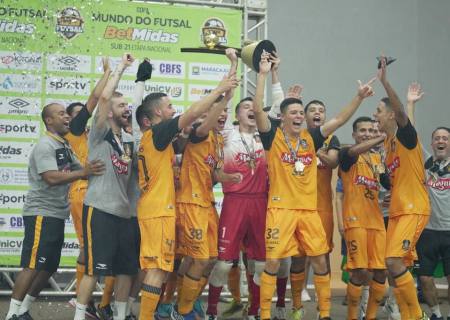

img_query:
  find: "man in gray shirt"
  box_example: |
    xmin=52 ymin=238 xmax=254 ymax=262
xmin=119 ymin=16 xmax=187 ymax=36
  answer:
xmin=416 ymin=126 xmax=450 ymax=320
xmin=74 ymin=53 xmax=138 ymax=320
xmin=5 ymin=103 xmax=104 ymax=320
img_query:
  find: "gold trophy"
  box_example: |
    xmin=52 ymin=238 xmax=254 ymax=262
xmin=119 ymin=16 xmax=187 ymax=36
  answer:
xmin=181 ymin=17 xmax=276 ymax=72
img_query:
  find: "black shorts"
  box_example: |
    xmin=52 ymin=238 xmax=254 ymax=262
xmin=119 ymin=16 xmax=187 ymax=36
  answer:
xmin=416 ymin=228 xmax=450 ymax=276
xmin=131 ymin=217 xmax=141 ymax=268
xmin=82 ymin=205 xmax=138 ymax=276
xmin=21 ymin=215 xmax=65 ymax=273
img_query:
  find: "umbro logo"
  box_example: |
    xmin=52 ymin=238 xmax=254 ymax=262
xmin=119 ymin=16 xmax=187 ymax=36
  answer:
xmin=8 ymin=98 xmax=29 ymax=109
xmin=58 ymin=56 xmax=80 ymax=66
xmin=96 ymin=263 xmax=108 ymax=270
xmin=38 ymin=257 xmax=46 ymax=263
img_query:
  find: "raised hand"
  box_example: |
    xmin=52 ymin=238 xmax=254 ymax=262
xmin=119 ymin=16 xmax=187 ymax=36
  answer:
xmin=259 ymin=51 xmax=272 ymax=74
xmin=286 ymin=84 xmax=303 ymax=99
xmin=357 ymin=77 xmax=376 ymax=99
xmin=269 ymin=51 xmax=281 ymax=72
xmin=121 ymin=53 xmax=135 ymax=67
xmin=377 ymin=55 xmax=387 ymax=84
xmin=407 ymin=82 xmax=424 ymax=103
xmin=217 ymin=74 xmax=239 ymax=93
xmin=225 ymin=48 xmax=238 ymax=64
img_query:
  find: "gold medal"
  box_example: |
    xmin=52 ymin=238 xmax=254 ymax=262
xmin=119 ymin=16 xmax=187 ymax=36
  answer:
xmin=248 ymin=158 xmax=256 ymax=175
xmin=293 ymin=160 xmax=305 ymax=176
xmin=377 ymin=164 xmax=385 ymax=174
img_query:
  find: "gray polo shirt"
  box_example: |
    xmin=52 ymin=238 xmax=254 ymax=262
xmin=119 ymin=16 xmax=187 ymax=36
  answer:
xmin=83 ymin=115 xmax=134 ymax=218
xmin=23 ymin=134 xmax=82 ymax=219
xmin=424 ymin=155 xmax=450 ymax=231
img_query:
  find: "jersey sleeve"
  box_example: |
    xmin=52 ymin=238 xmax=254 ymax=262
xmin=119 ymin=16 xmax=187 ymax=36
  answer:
xmin=396 ymin=119 xmax=418 ymax=150
xmin=308 ymin=127 xmax=326 ymax=151
xmin=34 ymin=142 xmax=58 ymax=174
xmin=328 ymin=135 xmax=341 ymax=150
xmin=190 ymin=123 xmax=209 ymax=144
xmin=259 ymin=117 xmax=279 ymax=150
xmin=338 ymin=147 xmax=358 ymax=172
xmin=152 ymin=116 xmax=181 ymax=151
xmin=69 ymin=106 xmax=90 ymax=136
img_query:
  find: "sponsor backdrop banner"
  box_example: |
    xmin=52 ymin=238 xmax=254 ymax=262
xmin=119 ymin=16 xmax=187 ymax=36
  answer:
xmin=0 ymin=0 xmax=241 ymax=266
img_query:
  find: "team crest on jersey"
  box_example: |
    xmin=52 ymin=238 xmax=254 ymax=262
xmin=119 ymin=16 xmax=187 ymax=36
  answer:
xmin=280 ymin=152 xmax=313 ymax=165
xmin=300 ymin=139 xmax=308 ymax=150
xmin=204 ymin=154 xmax=217 ymax=168
xmin=235 ymin=149 xmax=263 ymax=165
xmin=111 ymin=154 xmax=129 ymax=175
xmin=354 ymin=175 xmax=379 ymax=191
xmin=402 ymin=239 xmax=410 ymax=251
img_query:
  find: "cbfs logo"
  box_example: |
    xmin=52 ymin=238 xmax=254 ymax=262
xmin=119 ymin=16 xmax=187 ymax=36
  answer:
xmin=55 ymin=7 xmax=84 ymax=40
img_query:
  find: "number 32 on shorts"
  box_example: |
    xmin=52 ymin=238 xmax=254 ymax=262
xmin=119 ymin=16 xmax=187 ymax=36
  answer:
xmin=266 ymin=228 xmax=280 ymax=240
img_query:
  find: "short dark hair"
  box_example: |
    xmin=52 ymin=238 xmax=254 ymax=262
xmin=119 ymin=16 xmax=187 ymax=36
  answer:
xmin=262 ymin=106 xmax=271 ymax=112
xmin=381 ymin=97 xmax=392 ymax=110
xmin=141 ymin=92 xmax=168 ymax=121
xmin=352 ymin=116 xmax=373 ymax=132
xmin=235 ymin=97 xmax=253 ymax=114
xmin=432 ymin=126 xmax=450 ymax=139
xmin=304 ymin=99 xmax=325 ymax=113
xmin=280 ymin=97 xmax=303 ymax=114
xmin=41 ymin=103 xmax=60 ymax=128
xmin=66 ymin=102 xmax=84 ymax=116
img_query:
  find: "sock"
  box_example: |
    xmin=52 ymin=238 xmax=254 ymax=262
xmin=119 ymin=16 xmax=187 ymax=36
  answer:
xmin=395 ymin=271 xmax=423 ymax=318
xmin=430 ymin=304 xmax=441 ymax=317
xmin=74 ymin=301 xmax=87 ymax=320
xmin=246 ymin=271 xmax=253 ymax=308
xmin=228 ymin=266 xmax=241 ymax=303
xmin=176 ymin=274 xmax=184 ymax=298
xmin=198 ymin=276 xmax=208 ymax=298
xmin=206 ymin=284 xmax=223 ymax=316
xmin=260 ymin=271 xmax=277 ymax=320
xmin=314 ymin=273 xmax=331 ymax=319
xmin=248 ymin=277 xmax=260 ymax=316
xmin=139 ymin=285 xmax=161 ymax=320
xmin=6 ymin=298 xmax=22 ymax=319
xmin=100 ymin=276 xmax=115 ymax=308
xmin=290 ymin=271 xmax=305 ymax=310
xmin=161 ymin=272 xmax=177 ymax=304
xmin=276 ymin=277 xmax=288 ymax=308
xmin=76 ymin=263 xmax=85 ymax=295
xmin=126 ymin=297 xmax=136 ymax=316
xmin=347 ymin=282 xmax=362 ymax=320
xmin=18 ymin=294 xmax=36 ymax=315
xmin=365 ymin=280 xmax=386 ymax=319
xmin=114 ymin=301 xmax=127 ymax=320
xmin=177 ymin=274 xmax=200 ymax=314
xmin=393 ymin=287 xmax=410 ymax=319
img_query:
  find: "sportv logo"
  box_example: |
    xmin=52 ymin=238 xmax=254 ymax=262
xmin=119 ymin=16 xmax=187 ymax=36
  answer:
xmin=49 ymin=79 xmax=87 ymax=91
xmin=0 ymin=193 xmax=26 ymax=205
xmin=0 ymin=123 xmax=37 ymax=134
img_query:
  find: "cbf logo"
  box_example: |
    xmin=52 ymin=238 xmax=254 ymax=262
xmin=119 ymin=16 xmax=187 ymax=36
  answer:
xmin=201 ymin=17 xmax=227 ymax=46
xmin=55 ymin=7 xmax=84 ymax=40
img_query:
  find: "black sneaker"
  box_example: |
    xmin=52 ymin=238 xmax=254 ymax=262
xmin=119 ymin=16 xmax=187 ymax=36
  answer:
xmin=86 ymin=301 xmax=99 ymax=319
xmin=97 ymin=304 xmax=113 ymax=320
xmin=17 ymin=312 xmax=33 ymax=320
xmin=125 ymin=314 xmax=137 ymax=320
xmin=6 ymin=315 xmax=20 ymax=320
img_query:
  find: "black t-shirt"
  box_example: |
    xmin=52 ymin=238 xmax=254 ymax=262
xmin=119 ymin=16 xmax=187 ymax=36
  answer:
xmin=259 ymin=117 xmax=326 ymax=151
xmin=327 ymin=135 xmax=341 ymax=151
xmin=152 ymin=116 xmax=181 ymax=151
xmin=69 ymin=106 xmax=90 ymax=136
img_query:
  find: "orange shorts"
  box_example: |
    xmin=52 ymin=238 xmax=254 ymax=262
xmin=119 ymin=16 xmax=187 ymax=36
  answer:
xmin=68 ymin=188 xmax=86 ymax=248
xmin=265 ymin=208 xmax=329 ymax=259
xmin=386 ymin=214 xmax=429 ymax=266
xmin=345 ymin=227 xmax=386 ymax=270
xmin=318 ymin=210 xmax=334 ymax=251
xmin=176 ymin=203 xmax=218 ymax=259
xmin=139 ymin=216 xmax=176 ymax=272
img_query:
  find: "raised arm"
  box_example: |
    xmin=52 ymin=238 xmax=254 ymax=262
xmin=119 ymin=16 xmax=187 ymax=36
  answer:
xmin=321 ymin=78 xmax=375 ymax=138
xmin=131 ymin=59 xmax=152 ymax=140
xmin=254 ymin=53 xmax=272 ymax=133
xmin=346 ymin=136 xmax=385 ymax=157
xmin=406 ymin=82 xmax=424 ymax=126
xmin=96 ymin=53 xmax=134 ymax=127
xmin=85 ymin=57 xmax=112 ymax=114
xmin=378 ymin=56 xmax=408 ymax=127
xmin=196 ymin=90 xmax=233 ymax=137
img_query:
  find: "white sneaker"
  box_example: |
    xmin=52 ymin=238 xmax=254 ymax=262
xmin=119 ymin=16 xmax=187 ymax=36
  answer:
xmin=301 ymin=289 xmax=311 ymax=302
xmin=382 ymin=298 xmax=401 ymax=320
xmin=273 ymin=306 xmax=286 ymax=320
xmin=358 ymin=286 xmax=369 ymax=320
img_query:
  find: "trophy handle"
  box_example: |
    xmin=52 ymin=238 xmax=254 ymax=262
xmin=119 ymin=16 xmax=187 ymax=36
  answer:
xmin=180 ymin=46 xmax=242 ymax=57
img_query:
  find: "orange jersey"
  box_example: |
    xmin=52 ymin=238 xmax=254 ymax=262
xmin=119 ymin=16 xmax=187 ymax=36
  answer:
xmin=65 ymin=132 xmax=88 ymax=193
xmin=316 ymin=135 xmax=339 ymax=213
xmin=384 ymin=121 xmax=430 ymax=216
xmin=260 ymin=122 xmax=325 ymax=210
xmin=339 ymin=151 xmax=385 ymax=230
xmin=176 ymin=131 xmax=221 ymax=206
xmin=137 ymin=128 xmax=177 ymax=219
